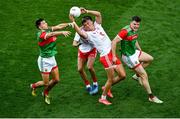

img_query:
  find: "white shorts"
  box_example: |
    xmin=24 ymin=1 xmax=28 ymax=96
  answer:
xmin=122 ymin=50 xmax=142 ymax=69
xmin=37 ymin=56 xmax=58 ymax=74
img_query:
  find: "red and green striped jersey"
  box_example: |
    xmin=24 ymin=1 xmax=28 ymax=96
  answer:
xmin=37 ymin=29 xmax=57 ymax=58
xmin=118 ymin=25 xmax=138 ymax=56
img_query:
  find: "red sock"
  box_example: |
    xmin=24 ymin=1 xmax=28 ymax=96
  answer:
xmin=92 ymin=77 xmax=97 ymax=82
xmin=32 ymin=84 xmax=36 ymax=88
xmin=84 ymin=80 xmax=90 ymax=86
xmin=44 ymin=90 xmax=49 ymax=96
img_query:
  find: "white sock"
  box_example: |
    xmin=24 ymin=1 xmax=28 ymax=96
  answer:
xmin=86 ymin=84 xmax=91 ymax=88
xmin=101 ymin=95 xmax=106 ymax=100
xmin=93 ymin=82 xmax=98 ymax=86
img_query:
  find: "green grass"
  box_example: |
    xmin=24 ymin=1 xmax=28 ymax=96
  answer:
xmin=0 ymin=0 xmax=180 ymax=117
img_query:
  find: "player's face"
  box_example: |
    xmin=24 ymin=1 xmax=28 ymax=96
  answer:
xmin=39 ymin=20 xmax=48 ymax=30
xmin=130 ymin=21 xmax=140 ymax=31
xmin=83 ymin=20 xmax=95 ymax=31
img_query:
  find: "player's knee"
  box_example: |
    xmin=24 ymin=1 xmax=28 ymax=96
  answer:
xmin=78 ymin=67 xmax=83 ymax=72
xmin=117 ymin=71 xmax=126 ymax=80
xmin=53 ymin=79 xmax=59 ymax=84
xmin=121 ymin=73 xmax=126 ymax=80
xmin=87 ymin=65 xmax=94 ymax=71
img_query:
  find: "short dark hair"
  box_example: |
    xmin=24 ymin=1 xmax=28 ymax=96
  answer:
xmin=81 ymin=16 xmax=93 ymax=25
xmin=132 ymin=16 xmax=141 ymax=22
xmin=35 ymin=18 xmax=44 ymax=29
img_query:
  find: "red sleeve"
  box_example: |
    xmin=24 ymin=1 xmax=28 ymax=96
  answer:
xmin=118 ymin=29 xmax=128 ymax=39
xmin=39 ymin=32 xmax=47 ymax=40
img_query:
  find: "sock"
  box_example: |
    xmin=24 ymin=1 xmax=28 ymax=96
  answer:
xmin=92 ymin=77 xmax=97 ymax=82
xmin=101 ymin=95 xmax=106 ymax=100
xmin=84 ymin=80 xmax=90 ymax=86
xmin=44 ymin=90 xmax=49 ymax=96
xmin=93 ymin=82 xmax=98 ymax=86
xmin=149 ymin=93 xmax=154 ymax=98
xmin=86 ymin=84 xmax=91 ymax=88
xmin=32 ymin=84 xmax=36 ymax=89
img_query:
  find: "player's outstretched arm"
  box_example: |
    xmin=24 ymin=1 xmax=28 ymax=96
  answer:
xmin=80 ymin=7 xmax=102 ymax=24
xmin=69 ymin=14 xmax=88 ymax=39
xmin=45 ymin=31 xmax=71 ymax=39
xmin=112 ymin=35 xmax=122 ymax=63
xmin=51 ymin=23 xmax=72 ymax=31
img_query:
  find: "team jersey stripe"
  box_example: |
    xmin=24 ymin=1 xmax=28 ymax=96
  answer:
xmin=125 ymin=34 xmax=138 ymax=41
xmin=38 ymin=37 xmax=57 ymax=46
xmin=39 ymin=32 xmax=46 ymax=39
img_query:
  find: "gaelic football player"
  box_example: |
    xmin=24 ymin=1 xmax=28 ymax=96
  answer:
xmin=73 ymin=32 xmax=98 ymax=94
xmin=112 ymin=16 xmax=163 ymax=103
xmin=30 ymin=18 xmax=71 ymax=104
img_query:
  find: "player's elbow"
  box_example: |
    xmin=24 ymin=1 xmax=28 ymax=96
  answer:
xmin=72 ymin=41 xmax=79 ymax=47
xmin=72 ymin=44 xmax=78 ymax=47
xmin=149 ymin=55 xmax=154 ymax=62
xmin=97 ymin=11 xmax=101 ymax=17
xmin=72 ymin=44 xmax=77 ymax=47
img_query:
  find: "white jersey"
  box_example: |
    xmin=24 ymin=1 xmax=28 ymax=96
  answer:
xmin=74 ymin=32 xmax=94 ymax=53
xmin=84 ymin=22 xmax=111 ymax=56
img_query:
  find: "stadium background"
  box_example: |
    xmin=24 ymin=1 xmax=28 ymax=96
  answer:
xmin=0 ymin=0 xmax=180 ymax=117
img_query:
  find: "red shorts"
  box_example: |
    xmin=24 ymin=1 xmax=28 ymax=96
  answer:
xmin=78 ymin=48 xmax=97 ymax=59
xmin=100 ymin=50 xmax=121 ymax=69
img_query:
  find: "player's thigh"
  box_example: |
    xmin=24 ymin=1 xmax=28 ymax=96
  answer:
xmin=115 ymin=64 xmax=126 ymax=78
xmin=51 ymin=67 xmax=60 ymax=81
xmin=139 ymin=51 xmax=153 ymax=62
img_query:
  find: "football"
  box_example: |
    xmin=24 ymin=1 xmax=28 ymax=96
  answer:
xmin=70 ymin=6 xmax=81 ymax=18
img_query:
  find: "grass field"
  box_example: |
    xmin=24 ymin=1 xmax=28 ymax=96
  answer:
xmin=0 ymin=0 xmax=180 ymax=118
